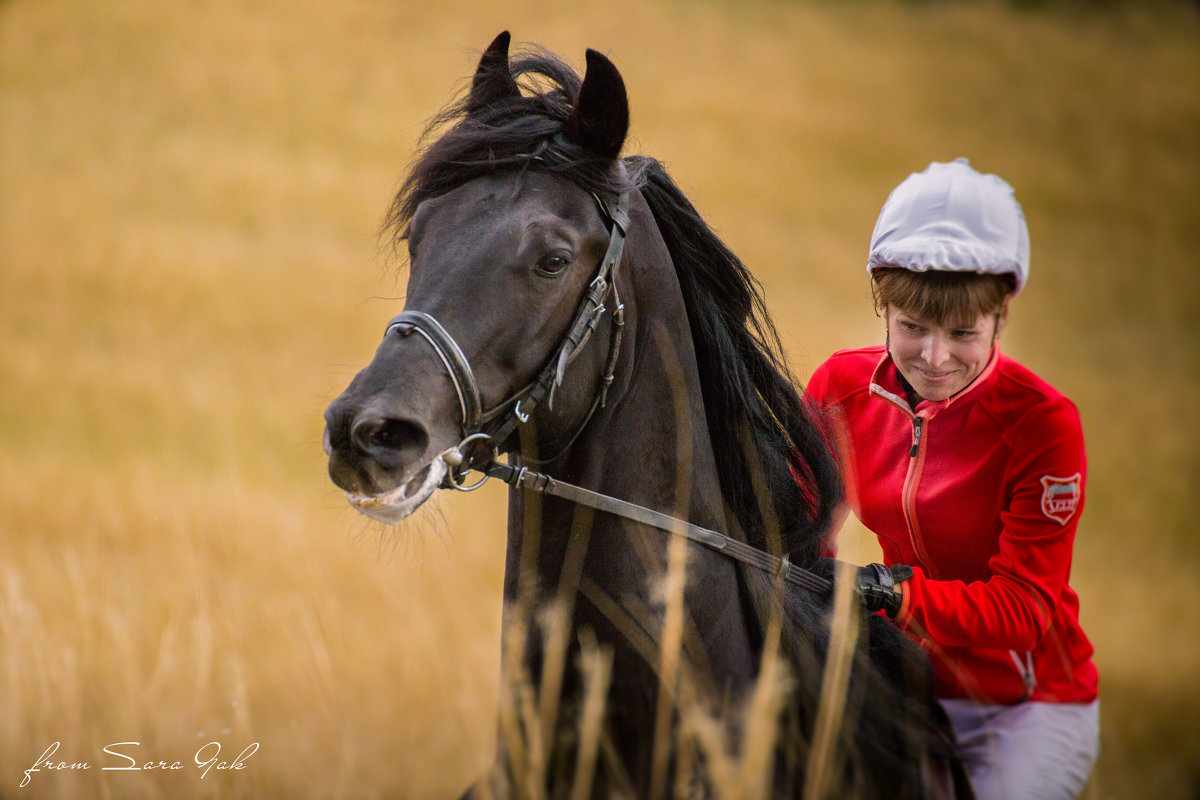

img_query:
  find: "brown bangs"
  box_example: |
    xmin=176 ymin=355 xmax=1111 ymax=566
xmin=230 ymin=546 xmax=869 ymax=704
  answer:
xmin=871 ymin=268 xmax=1015 ymax=326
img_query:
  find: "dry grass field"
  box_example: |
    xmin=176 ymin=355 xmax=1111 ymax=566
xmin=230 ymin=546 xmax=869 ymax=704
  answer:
xmin=2 ymin=0 xmax=1197 ymax=797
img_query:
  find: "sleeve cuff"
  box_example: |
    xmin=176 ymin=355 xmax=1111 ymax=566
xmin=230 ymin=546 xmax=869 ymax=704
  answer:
xmin=894 ymin=579 xmax=913 ymax=626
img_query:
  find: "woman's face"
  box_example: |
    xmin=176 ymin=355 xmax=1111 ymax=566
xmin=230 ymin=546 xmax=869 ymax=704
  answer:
xmin=885 ymin=306 xmax=1001 ymax=403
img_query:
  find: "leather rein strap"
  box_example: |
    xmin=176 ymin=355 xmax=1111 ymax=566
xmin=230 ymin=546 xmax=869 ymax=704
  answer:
xmin=486 ymin=461 xmax=832 ymax=594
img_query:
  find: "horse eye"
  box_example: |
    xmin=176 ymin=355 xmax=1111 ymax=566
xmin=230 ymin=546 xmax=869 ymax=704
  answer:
xmin=535 ymin=251 xmax=573 ymax=277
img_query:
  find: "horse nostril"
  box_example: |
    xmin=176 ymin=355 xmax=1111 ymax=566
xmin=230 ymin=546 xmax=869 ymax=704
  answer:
xmin=351 ymin=417 xmax=429 ymax=465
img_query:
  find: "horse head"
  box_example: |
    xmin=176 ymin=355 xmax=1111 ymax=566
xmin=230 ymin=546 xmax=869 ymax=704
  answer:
xmin=324 ymin=33 xmax=634 ymax=524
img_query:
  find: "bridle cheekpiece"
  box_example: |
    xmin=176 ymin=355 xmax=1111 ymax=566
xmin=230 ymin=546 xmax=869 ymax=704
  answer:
xmin=384 ymin=187 xmax=631 ymax=487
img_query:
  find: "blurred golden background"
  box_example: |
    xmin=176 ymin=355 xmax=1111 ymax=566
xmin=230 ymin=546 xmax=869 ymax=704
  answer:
xmin=2 ymin=1 xmax=1197 ymax=797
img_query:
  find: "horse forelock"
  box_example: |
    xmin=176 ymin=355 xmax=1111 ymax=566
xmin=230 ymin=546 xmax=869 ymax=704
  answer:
xmin=384 ymin=47 xmax=640 ymax=251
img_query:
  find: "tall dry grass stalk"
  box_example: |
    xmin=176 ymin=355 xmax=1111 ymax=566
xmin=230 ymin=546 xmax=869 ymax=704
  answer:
xmin=651 ymin=529 xmax=691 ymax=799
xmin=802 ymin=561 xmax=862 ymax=800
xmin=727 ymin=597 xmax=791 ymax=800
xmin=569 ymin=630 xmax=612 ymax=800
xmin=650 ymin=322 xmax=694 ymax=800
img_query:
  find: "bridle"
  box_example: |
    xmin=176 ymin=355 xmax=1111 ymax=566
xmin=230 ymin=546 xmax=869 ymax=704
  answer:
xmin=382 ymin=185 xmax=832 ymax=596
xmin=386 ymin=187 xmax=630 ymax=478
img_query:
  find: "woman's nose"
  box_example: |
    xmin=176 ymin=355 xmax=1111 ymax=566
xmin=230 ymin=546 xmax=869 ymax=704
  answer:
xmin=922 ymin=333 xmax=951 ymax=368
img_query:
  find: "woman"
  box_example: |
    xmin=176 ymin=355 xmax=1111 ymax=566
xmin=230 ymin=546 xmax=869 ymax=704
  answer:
xmin=807 ymin=159 xmax=1100 ymax=799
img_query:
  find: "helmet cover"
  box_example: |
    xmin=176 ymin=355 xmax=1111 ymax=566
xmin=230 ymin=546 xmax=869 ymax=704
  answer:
xmin=867 ymin=158 xmax=1029 ymax=294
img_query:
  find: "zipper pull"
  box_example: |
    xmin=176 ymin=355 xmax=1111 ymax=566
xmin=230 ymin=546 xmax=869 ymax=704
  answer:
xmin=909 ymin=417 xmax=923 ymax=458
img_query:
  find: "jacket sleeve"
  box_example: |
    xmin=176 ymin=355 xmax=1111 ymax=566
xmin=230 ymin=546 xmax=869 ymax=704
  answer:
xmin=896 ymin=398 xmax=1087 ymax=650
xmin=805 ymin=358 xmax=834 ymax=405
xmin=804 ymin=356 xmax=848 ymax=558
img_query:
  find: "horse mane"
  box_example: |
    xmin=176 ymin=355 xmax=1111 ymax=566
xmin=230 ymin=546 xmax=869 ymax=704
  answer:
xmin=626 ymin=155 xmax=841 ymax=564
xmin=383 ymin=46 xmax=841 ymax=566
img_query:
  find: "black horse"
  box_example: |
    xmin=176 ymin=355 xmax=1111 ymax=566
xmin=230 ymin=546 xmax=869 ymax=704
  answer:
xmin=324 ymin=33 xmax=965 ymax=798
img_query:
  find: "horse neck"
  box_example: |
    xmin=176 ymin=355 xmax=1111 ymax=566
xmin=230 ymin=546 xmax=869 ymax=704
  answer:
xmin=501 ymin=215 xmax=756 ymax=670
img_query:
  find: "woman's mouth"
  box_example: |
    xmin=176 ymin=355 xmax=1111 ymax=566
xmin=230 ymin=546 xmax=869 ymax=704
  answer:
xmin=916 ymin=368 xmax=955 ymax=383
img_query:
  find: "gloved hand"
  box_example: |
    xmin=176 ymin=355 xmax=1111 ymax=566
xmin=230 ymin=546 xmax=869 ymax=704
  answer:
xmin=813 ymin=558 xmax=914 ymax=619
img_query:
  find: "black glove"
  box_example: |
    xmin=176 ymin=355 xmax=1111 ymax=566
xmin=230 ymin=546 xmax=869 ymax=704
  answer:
xmin=813 ymin=558 xmax=914 ymax=619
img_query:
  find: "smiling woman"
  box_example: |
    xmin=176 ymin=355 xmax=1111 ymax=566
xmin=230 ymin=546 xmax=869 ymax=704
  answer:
xmin=877 ymin=273 xmax=1010 ymax=403
xmin=808 ymin=159 xmax=1100 ymax=799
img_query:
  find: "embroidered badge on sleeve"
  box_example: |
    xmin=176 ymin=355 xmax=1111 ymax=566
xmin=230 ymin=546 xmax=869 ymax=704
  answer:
xmin=1040 ymin=474 xmax=1081 ymax=524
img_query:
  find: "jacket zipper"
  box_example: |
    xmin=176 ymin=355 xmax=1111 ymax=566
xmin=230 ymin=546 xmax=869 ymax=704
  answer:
xmin=867 ymin=382 xmax=934 ymax=575
xmin=901 ymin=414 xmax=934 ymax=576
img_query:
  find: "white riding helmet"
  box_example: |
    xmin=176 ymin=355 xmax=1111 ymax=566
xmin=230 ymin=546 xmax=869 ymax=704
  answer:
xmin=867 ymin=158 xmax=1029 ymax=295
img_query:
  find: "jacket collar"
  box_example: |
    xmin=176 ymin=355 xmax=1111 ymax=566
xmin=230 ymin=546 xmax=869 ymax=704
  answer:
xmin=869 ymin=346 xmax=1001 ymax=417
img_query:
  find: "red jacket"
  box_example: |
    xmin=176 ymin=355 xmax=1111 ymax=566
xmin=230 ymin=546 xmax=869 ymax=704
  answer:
xmin=807 ymin=345 xmax=1098 ymax=704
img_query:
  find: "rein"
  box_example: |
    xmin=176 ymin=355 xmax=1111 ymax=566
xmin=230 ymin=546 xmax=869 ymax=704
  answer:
xmin=485 ymin=460 xmax=832 ymax=594
xmin=386 ymin=185 xmax=832 ymax=595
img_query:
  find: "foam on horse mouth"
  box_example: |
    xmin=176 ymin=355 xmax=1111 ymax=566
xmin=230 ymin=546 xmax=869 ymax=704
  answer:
xmin=344 ymin=454 xmax=449 ymax=525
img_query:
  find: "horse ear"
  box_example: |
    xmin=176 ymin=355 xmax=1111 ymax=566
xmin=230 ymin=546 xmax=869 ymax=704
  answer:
xmin=468 ymin=31 xmax=520 ymax=115
xmin=562 ymin=49 xmax=629 ymax=160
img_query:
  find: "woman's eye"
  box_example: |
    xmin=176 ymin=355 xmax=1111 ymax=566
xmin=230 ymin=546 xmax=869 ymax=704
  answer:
xmin=536 ymin=252 xmax=572 ymax=276
xmin=901 ymin=322 xmax=923 ymax=333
